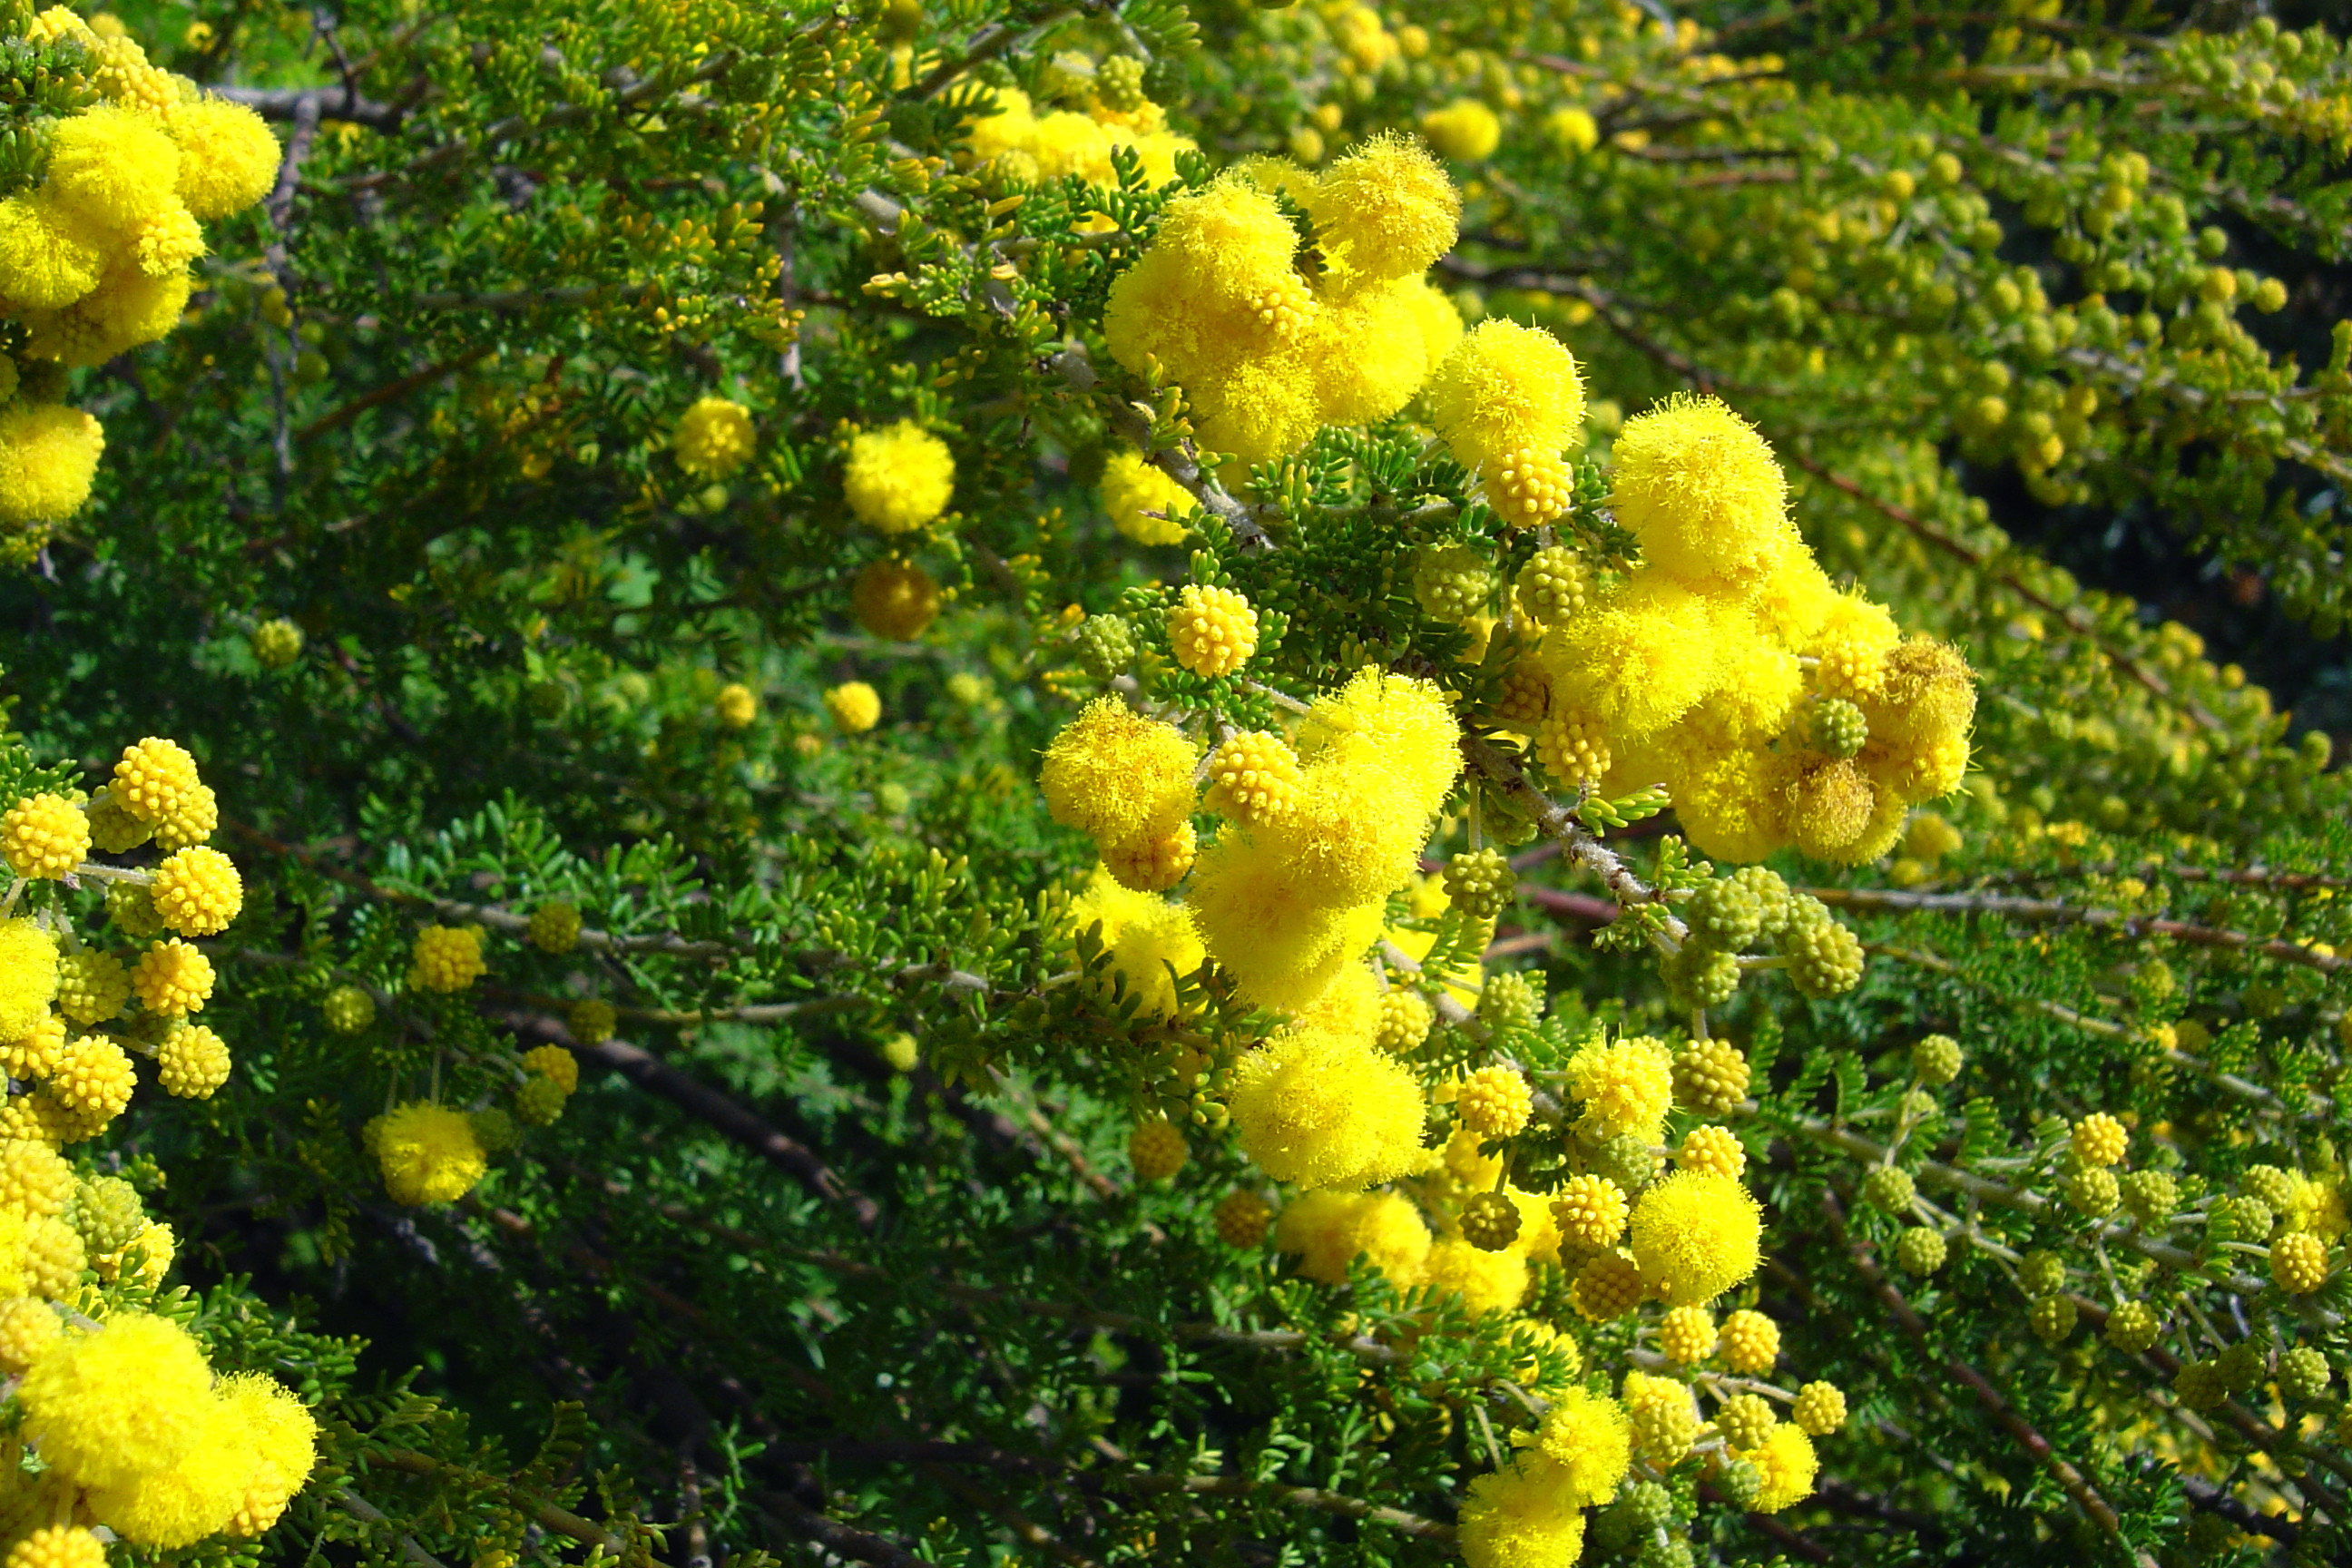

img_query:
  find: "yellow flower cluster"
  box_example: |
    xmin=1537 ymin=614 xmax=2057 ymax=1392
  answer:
xmin=843 ymin=419 xmax=955 ymax=533
xmin=15 ymin=1309 xmax=317 ymax=1547
xmin=0 ymin=738 xmax=247 ymax=1145
xmin=1482 ymin=387 xmax=1978 ymax=863
xmin=671 ymin=396 xmax=755 ymax=479
xmin=409 ymin=925 xmax=486 ymax=992
xmin=966 ymin=81 xmax=1195 ymax=192
xmin=0 ymin=7 xmax=280 ymax=560
xmin=1097 ymin=449 xmax=1191 ymax=545
xmin=1103 ymin=137 xmax=1464 ymax=464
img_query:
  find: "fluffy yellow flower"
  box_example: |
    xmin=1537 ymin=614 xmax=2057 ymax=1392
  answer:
xmin=1262 ymin=760 xmax=1439 ymax=908
xmin=1419 ymin=99 xmax=1502 ymax=162
xmin=1066 ymin=865 xmax=1204 ymax=1018
xmin=1529 ymin=1386 xmax=1632 ymax=1504
xmin=1418 ymin=1235 xmax=1528 ymax=1316
xmin=167 ymin=97 xmax=282 ymax=220
xmin=217 ymin=1372 xmax=318 ymax=1535
xmin=1539 ymin=575 xmax=1724 ymax=742
xmin=1425 ymin=319 xmax=1585 ymax=472
xmin=0 ymin=403 xmax=104 ymax=526
xmin=1610 ymin=393 xmax=1799 ymax=593
xmin=1292 ymin=666 xmax=1462 ymax=819
xmin=1229 ymin=1024 xmax=1429 ymax=1189
xmin=1098 ymin=449 xmax=1192 ymax=545
xmin=375 ymin=1102 xmax=488 ymax=1206
xmin=1562 ymin=1034 xmax=1675 ymax=1142
xmin=1275 ymin=1188 xmax=1430 ymax=1286
xmin=671 ymin=396 xmax=756 ymax=479
xmin=1186 ymin=838 xmax=1387 ymax=1011
xmin=0 ymin=194 xmax=103 ymax=309
xmin=1629 ymin=1170 xmax=1764 ymax=1306
xmin=1305 ymin=132 xmax=1461 ymax=285
xmin=44 ymin=104 xmax=180 ymax=230
xmin=1456 ymin=1458 xmax=1587 ymax=1568
xmin=18 ymin=1311 xmax=217 ymax=1494
xmin=843 ymin=420 xmax=955 ymax=533
xmin=1747 ymin=1422 xmax=1820 ymax=1513
xmin=822 ymin=680 xmax=882 ymax=733
xmin=1038 ymin=697 xmax=1200 ymax=847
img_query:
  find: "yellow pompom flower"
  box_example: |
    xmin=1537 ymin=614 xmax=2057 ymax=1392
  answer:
xmin=1419 ymin=99 xmax=1502 ymax=162
xmin=1186 ymin=838 xmax=1387 ymax=1011
xmin=0 ymin=403 xmax=104 ymax=526
xmin=376 ymin=1102 xmax=488 ymax=1206
xmin=156 ymin=1021 xmax=231 ymax=1099
xmin=1228 ymin=1024 xmax=1430 ymax=1190
xmin=1659 ymin=1305 xmax=1715 ymax=1365
xmin=1421 ymin=1234 xmax=1530 ymax=1315
xmin=1717 ymin=1307 xmax=1780 ymax=1372
xmin=671 ymin=396 xmax=755 ymax=479
xmin=522 ymin=1044 xmax=579 ymax=1094
xmin=1547 ymin=105 xmax=1601 ymax=153
xmin=2071 ymin=1112 xmax=2128 ymax=1169
xmin=822 ymin=681 xmax=882 ymax=733
xmin=1 ymin=793 xmax=88 ymax=879
xmin=851 ymin=559 xmax=941 ymax=640
xmin=1630 ymin=1170 xmax=1764 ymax=1306
xmin=217 ymin=1371 xmax=318 ymax=1535
xmin=44 ymin=104 xmax=180 ymax=230
xmin=1456 ymin=1064 xmax=1533 ymax=1138
xmin=1552 ymin=1173 xmax=1631 ymax=1249
xmin=1168 ymin=583 xmax=1259 ymax=677
xmin=1609 ymin=393 xmax=1798 ymax=593
xmin=1099 ymin=449 xmax=1192 ymax=545
xmin=411 ymin=926 xmax=485 ymax=992
xmin=1748 ymin=1423 xmax=1820 ymax=1513
xmin=167 ymin=97 xmax=282 ymax=219
xmin=1456 ymin=1459 xmax=1587 ymax=1568
xmin=1539 ymin=576 xmax=1723 ymax=742
xmin=1306 ymin=278 xmax=1436 ymax=427
xmin=129 ymin=201 xmax=206 ymax=279
xmin=1563 ymin=1034 xmax=1676 ymax=1142
xmin=0 ymin=920 xmax=62 ymax=1041
xmin=1292 ymin=666 xmax=1463 ymax=819
xmin=1485 ymin=445 xmax=1574 ymax=529
xmin=1677 ymin=1123 xmax=1747 ymax=1178
xmin=844 ymin=420 xmax=955 ymax=533
xmin=1128 ymin=1119 xmax=1188 ymax=1181
xmin=18 ymin=1311 xmax=217 ymax=1494
xmin=0 ymin=194 xmax=103 ymax=309
xmin=1530 ymin=1386 xmax=1632 ymax=1504
xmin=1276 ymin=1189 xmax=1430 ymax=1286
xmin=566 ymin=998 xmax=614 ymax=1045
xmin=130 ymin=937 xmax=211 ymax=1015
xmin=1263 ymin=761 xmax=1438 ymax=908
xmin=1067 ymin=866 xmax=1204 ymax=1019
xmin=150 ymin=845 xmax=242 ymax=936
xmin=714 ymin=681 xmax=758 ymax=730
xmin=1425 ymin=320 xmax=1585 ymax=473
xmin=1038 ymin=697 xmax=1200 ymax=847
xmin=111 ymin=737 xmax=200 ymax=826
xmin=1303 ymin=132 xmax=1459 ymax=285
xmin=1202 ymin=730 xmax=1305 ymax=827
